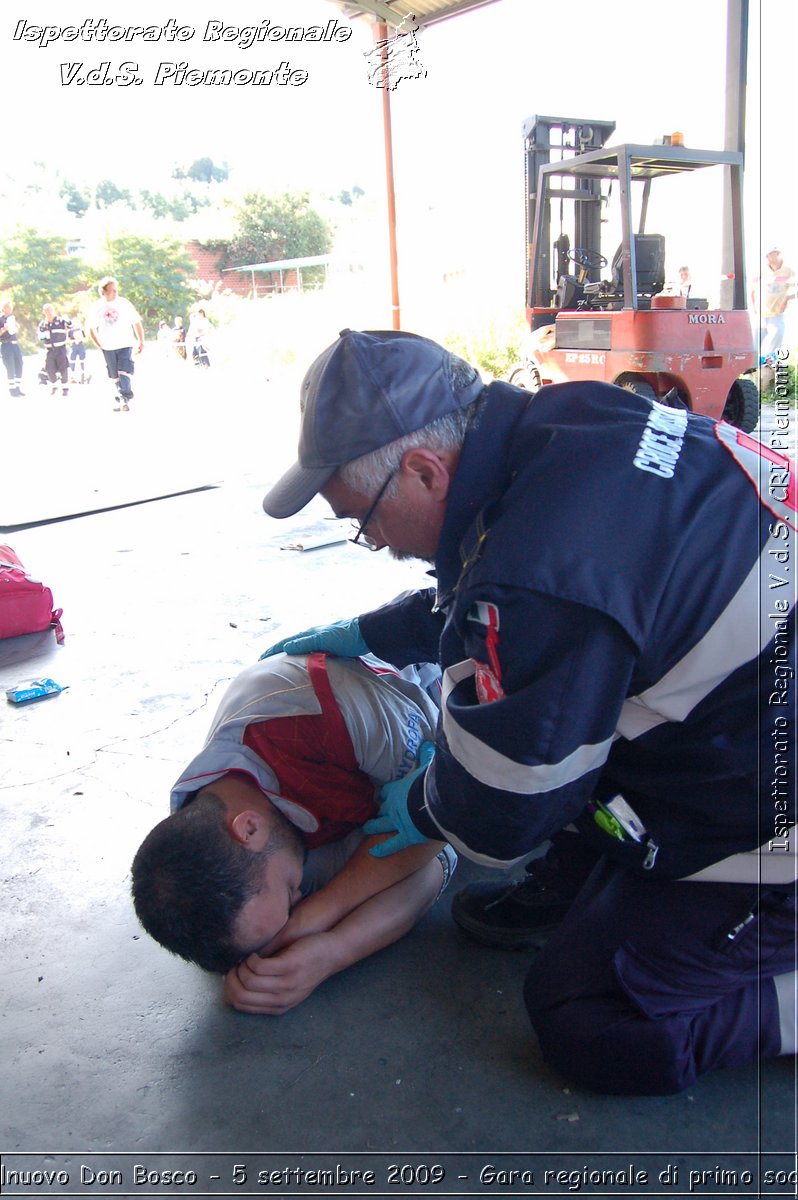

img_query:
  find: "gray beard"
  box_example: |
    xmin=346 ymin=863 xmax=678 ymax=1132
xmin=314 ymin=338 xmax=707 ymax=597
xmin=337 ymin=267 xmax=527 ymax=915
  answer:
xmin=389 ymin=548 xmax=434 ymax=565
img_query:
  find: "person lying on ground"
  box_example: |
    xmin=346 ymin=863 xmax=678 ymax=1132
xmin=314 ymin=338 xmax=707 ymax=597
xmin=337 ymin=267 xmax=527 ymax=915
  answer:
xmin=131 ymin=651 xmax=455 ymax=1014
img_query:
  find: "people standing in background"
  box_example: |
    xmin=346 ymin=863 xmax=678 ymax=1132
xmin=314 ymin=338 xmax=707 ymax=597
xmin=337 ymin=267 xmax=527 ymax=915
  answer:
xmin=38 ymin=303 xmax=71 ymax=398
xmin=88 ymin=276 xmax=144 ymax=413
xmin=188 ymin=308 xmax=211 ymax=368
xmin=68 ymin=315 xmax=90 ymax=385
xmin=751 ymin=246 xmax=795 ymax=360
xmin=0 ymin=298 xmax=25 ymax=398
xmin=157 ymin=320 xmax=173 ymax=356
xmin=675 ymin=265 xmax=692 ymax=298
xmin=173 ymin=316 xmax=187 ymax=361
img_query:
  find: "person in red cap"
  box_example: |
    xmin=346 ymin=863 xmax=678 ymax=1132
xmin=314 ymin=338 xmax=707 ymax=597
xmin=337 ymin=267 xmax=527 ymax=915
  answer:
xmin=259 ymin=328 xmax=796 ymax=1096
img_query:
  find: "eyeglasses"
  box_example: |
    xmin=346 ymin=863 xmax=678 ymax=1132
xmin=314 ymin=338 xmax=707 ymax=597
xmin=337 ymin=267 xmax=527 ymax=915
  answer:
xmin=349 ymin=470 xmax=396 ymax=549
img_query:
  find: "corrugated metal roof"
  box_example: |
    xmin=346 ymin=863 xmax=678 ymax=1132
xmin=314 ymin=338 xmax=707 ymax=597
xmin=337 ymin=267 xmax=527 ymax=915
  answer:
xmin=326 ymin=0 xmax=502 ymax=30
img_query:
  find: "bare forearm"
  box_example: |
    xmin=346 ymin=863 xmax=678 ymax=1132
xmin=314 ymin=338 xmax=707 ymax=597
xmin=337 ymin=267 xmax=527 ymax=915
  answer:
xmin=225 ymin=858 xmax=445 ymax=1014
xmin=318 ymin=856 xmax=444 ymax=972
xmin=273 ymin=837 xmax=444 ymax=947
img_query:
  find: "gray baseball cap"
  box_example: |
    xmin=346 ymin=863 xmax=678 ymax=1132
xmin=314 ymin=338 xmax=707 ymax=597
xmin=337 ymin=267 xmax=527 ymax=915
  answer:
xmin=262 ymin=329 xmax=484 ymax=518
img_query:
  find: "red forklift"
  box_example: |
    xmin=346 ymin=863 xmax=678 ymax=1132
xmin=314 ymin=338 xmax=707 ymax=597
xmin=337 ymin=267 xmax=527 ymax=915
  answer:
xmin=510 ymin=116 xmax=760 ymax=432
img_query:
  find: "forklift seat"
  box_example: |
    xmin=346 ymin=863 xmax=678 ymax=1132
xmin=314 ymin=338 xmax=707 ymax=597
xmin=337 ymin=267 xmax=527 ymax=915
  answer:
xmin=555 ymin=275 xmax=582 ymax=309
xmin=610 ymin=234 xmax=666 ymax=297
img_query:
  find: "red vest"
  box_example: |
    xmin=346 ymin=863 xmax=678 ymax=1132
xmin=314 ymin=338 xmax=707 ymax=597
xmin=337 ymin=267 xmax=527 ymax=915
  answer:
xmin=243 ymin=653 xmax=378 ymax=848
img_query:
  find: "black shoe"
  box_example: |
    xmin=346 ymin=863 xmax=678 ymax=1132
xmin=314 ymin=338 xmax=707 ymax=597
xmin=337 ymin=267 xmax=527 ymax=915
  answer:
xmin=451 ymin=848 xmax=586 ymax=949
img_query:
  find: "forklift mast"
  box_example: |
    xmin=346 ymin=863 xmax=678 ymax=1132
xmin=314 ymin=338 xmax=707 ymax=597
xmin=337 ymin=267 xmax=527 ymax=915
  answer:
xmin=513 ymin=116 xmax=758 ymax=433
xmin=524 ymin=116 xmax=616 ymax=311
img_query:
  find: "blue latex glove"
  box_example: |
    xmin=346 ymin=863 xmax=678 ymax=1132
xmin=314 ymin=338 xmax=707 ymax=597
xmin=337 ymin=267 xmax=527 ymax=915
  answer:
xmin=259 ymin=617 xmax=369 ymax=660
xmin=364 ymin=740 xmax=436 ymax=858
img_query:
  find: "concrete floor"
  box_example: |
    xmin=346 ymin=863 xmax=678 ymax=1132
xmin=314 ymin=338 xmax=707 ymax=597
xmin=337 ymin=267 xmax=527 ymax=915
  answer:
xmin=1 ymin=361 xmax=795 ymax=1192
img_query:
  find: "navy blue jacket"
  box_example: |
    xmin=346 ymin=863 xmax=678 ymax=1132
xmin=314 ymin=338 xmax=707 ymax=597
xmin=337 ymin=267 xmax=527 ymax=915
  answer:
xmin=360 ymin=381 xmax=796 ymax=881
xmin=38 ymin=316 xmax=71 ymax=349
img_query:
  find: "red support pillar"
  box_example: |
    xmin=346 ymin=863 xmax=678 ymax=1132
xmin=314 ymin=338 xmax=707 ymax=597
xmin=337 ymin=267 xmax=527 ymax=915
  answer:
xmin=375 ymin=20 xmax=401 ymax=329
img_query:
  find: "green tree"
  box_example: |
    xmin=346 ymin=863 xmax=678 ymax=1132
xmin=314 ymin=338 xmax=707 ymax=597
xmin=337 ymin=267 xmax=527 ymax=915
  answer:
xmin=0 ymin=228 xmax=88 ymax=346
xmin=96 ymin=233 xmax=196 ymax=327
xmin=337 ymin=184 xmax=365 ymax=207
xmin=139 ymin=187 xmax=212 ymax=222
xmin=174 ymin=157 xmax=229 ymax=184
xmin=138 ymin=189 xmax=171 ymax=219
xmin=95 ymin=179 xmax=134 ymax=209
xmin=227 ymin=191 xmax=331 ymax=286
xmin=175 ymin=191 xmax=210 ymax=220
xmin=189 ymin=157 xmax=229 ymax=184
xmin=59 ymin=179 xmax=92 ymax=218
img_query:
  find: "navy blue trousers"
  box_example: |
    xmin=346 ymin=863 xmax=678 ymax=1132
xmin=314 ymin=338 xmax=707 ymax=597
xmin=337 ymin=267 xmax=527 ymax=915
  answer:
xmin=524 ymin=856 xmax=795 ymax=1095
xmin=46 ymin=346 xmax=69 ymax=385
xmin=102 ymin=346 xmax=135 ymax=399
xmin=1 ymin=340 xmax=23 ymax=383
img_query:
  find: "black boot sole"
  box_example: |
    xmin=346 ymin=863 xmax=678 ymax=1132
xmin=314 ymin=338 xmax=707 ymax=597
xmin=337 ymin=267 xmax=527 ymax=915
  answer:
xmin=451 ymin=903 xmax=563 ymax=949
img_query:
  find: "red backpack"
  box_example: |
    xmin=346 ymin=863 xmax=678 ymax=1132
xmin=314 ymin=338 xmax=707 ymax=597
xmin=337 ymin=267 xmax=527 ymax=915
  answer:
xmin=0 ymin=545 xmax=64 ymax=643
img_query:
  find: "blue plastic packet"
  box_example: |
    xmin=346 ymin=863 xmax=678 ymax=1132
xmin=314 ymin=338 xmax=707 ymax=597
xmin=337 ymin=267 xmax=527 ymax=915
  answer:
xmin=5 ymin=678 xmax=65 ymax=704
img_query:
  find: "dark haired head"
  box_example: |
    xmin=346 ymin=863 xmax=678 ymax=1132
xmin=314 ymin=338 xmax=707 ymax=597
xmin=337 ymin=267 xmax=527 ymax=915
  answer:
xmin=131 ymin=791 xmax=295 ymax=973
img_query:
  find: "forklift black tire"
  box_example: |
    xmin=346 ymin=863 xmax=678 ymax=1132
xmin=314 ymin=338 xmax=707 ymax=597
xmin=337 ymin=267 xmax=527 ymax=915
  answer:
xmin=507 ymin=365 xmax=542 ymax=393
xmin=722 ymin=377 xmax=760 ymax=434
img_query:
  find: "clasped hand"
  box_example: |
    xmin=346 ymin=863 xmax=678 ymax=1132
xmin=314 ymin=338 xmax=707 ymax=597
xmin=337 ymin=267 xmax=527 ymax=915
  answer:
xmin=224 ymin=933 xmax=335 ymax=1015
